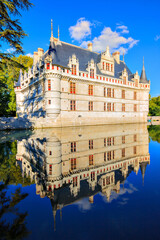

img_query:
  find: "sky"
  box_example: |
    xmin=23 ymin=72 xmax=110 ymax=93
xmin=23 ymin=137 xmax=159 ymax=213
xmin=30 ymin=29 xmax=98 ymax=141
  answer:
xmin=6 ymin=0 xmax=160 ymax=97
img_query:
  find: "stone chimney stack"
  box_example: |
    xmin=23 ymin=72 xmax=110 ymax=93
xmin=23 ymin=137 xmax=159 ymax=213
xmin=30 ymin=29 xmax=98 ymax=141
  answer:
xmin=112 ymin=51 xmax=120 ymax=64
xmin=88 ymin=42 xmax=93 ymax=51
xmin=38 ymin=48 xmax=44 ymax=59
xmin=33 ymin=51 xmax=38 ymax=65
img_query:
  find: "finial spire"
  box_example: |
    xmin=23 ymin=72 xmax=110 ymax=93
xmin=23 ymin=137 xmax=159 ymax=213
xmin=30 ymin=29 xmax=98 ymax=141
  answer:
xmin=58 ymin=25 xmax=60 ymax=40
xmin=123 ymin=51 xmax=125 ymax=62
xmin=143 ymin=56 xmax=144 ymax=66
xmin=51 ymin=19 xmax=53 ymax=38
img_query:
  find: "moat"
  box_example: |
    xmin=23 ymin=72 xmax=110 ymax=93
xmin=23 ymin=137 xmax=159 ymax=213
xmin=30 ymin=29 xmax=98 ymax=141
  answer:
xmin=0 ymin=124 xmax=160 ymax=240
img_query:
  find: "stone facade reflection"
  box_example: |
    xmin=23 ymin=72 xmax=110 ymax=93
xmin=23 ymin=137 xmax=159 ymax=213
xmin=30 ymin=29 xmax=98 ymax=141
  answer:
xmin=16 ymin=124 xmax=150 ymax=227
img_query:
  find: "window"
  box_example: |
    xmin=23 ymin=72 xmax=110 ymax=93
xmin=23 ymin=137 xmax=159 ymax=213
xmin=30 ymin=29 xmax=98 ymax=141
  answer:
xmin=49 ymin=165 xmax=52 ymax=175
xmin=89 ymin=155 xmax=94 ymax=165
xmin=111 ymin=64 xmax=113 ymax=72
xmin=49 ymin=151 xmax=52 ymax=155
xmin=106 ymin=63 xmax=109 ymax=71
xmin=107 ymin=103 xmax=111 ymax=111
xmin=89 ymin=140 xmax=93 ymax=149
xmin=73 ymin=177 xmax=77 ymax=187
xmin=106 ymin=176 xmax=110 ymax=185
xmin=104 ymin=87 xmax=106 ymax=97
xmin=48 ymin=80 xmax=51 ymax=91
xmin=112 ymin=137 xmax=115 ymax=145
xmin=71 ymin=158 xmax=76 ymax=170
xmin=112 ymin=89 xmax=115 ymax=98
xmin=89 ymin=101 xmax=93 ymax=111
xmin=107 ymin=137 xmax=112 ymax=146
xmin=134 ymin=104 xmax=137 ymax=112
xmin=134 ymin=134 xmax=137 ymax=142
xmin=48 ymin=100 xmax=51 ymax=105
xmin=112 ymin=103 xmax=115 ymax=112
xmin=122 ymin=103 xmax=125 ymax=112
xmin=90 ymin=69 xmax=94 ymax=78
xmin=134 ymin=91 xmax=137 ymax=100
xmin=104 ymin=138 xmax=106 ymax=147
xmin=122 ymin=148 xmax=125 ymax=157
xmin=72 ymin=64 xmax=76 ymax=75
xmin=104 ymin=152 xmax=106 ymax=161
xmin=70 ymin=82 xmax=76 ymax=94
xmin=133 ymin=146 xmax=137 ymax=155
xmin=122 ymin=90 xmax=125 ymax=99
xmin=104 ymin=102 xmax=106 ymax=111
xmin=47 ymin=63 xmax=50 ymax=70
xmin=70 ymin=100 xmax=76 ymax=111
xmin=103 ymin=62 xmax=105 ymax=70
xmin=88 ymin=85 xmax=93 ymax=95
xmin=71 ymin=142 xmax=76 ymax=152
xmin=91 ymin=172 xmax=95 ymax=181
xmin=122 ymin=136 xmax=125 ymax=144
xmin=107 ymin=151 xmax=112 ymax=161
xmin=107 ymin=88 xmax=111 ymax=97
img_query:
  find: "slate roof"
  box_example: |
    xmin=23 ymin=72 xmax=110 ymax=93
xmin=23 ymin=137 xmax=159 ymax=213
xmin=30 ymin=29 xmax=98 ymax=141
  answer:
xmin=140 ymin=61 xmax=149 ymax=83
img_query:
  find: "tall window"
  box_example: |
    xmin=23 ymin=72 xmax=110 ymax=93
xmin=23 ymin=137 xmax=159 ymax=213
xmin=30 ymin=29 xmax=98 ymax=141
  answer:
xmin=73 ymin=177 xmax=78 ymax=187
xmin=71 ymin=142 xmax=76 ymax=152
xmin=89 ymin=101 xmax=93 ymax=111
xmin=70 ymin=82 xmax=76 ymax=94
xmin=133 ymin=146 xmax=137 ymax=155
xmin=103 ymin=62 xmax=105 ymax=70
xmin=88 ymin=85 xmax=93 ymax=95
xmin=104 ymin=138 xmax=106 ymax=147
xmin=104 ymin=87 xmax=106 ymax=97
xmin=122 ymin=90 xmax=125 ymax=99
xmin=107 ymin=88 xmax=111 ymax=97
xmin=104 ymin=102 xmax=106 ymax=111
xmin=106 ymin=63 xmax=109 ymax=71
xmin=90 ymin=69 xmax=94 ymax=78
xmin=70 ymin=100 xmax=76 ymax=111
xmin=107 ymin=137 xmax=112 ymax=146
xmin=122 ymin=148 xmax=125 ymax=157
xmin=107 ymin=151 xmax=112 ymax=161
xmin=122 ymin=136 xmax=125 ymax=144
xmin=47 ymin=63 xmax=50 ymax=70
xmin=107 ymin=103 xmax=111 ymax=111
xmin=134 ymin=134 xmax=137 ymax=142
xmin=122 ymin=103 xmax=125 ymax=112
xmin=71 ymin=158 xmax=76 ymax=170
xmin=112 ymin=89 xmax=115 ymax=98
xmin=48 ymin=100 xmax=51 ymax=105
xmin=104 ymin=152 xmax=106 ymax=162
xmin=49 ymin=165 xmax=52 ymax=175
xmin=89 ymin=140 xmax=93 ymax=149
xmin=111 ymin=64 xmax=113 ymax=72
xmin=134 ymin=91 xmax=137 ymax=100
xmin=72 ymin=64 xmax=76 ymax=75
xmin=48 ymin=80 xmax=51 ymax=91
xmin=89 ymin=155 xmax=94 ymax=165
xmin=134 ymin=104 xmax=137 ymax=112
xmin=112 ymin=103 xmax=115 ymax=112
xmin=91 ymin=172 xmax=95 ymax=181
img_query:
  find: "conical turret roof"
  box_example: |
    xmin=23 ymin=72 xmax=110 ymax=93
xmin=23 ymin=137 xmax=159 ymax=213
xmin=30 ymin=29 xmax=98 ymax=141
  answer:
xmin=140 ymin=58 xmax=149 ymax=83
xmin=140 ymin=162 xmax=148 ymax=185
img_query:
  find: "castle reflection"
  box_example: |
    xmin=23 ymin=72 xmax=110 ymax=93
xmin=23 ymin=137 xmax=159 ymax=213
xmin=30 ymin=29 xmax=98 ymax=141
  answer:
xmin=16 ymin=124 xmax=150 ymax=230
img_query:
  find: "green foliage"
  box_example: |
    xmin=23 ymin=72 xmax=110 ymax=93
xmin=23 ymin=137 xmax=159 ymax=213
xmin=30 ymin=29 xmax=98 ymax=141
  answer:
xmin=148 ymin=125 xmax=160 ymax=143
xmin=0 ymin=0 xmax=33 ymax=68
xmin=149 ymin=96 xmax=160 ymax=116
xmin=0 ymin=55 xmax=33 ymax=116
xmin=0 ymin=140 xmax=33 ymax=186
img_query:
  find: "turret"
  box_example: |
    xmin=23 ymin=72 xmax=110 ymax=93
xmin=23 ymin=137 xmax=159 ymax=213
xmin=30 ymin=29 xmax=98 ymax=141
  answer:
xmin=140 ymin=58 xmax=149 ymax=83
xmin=140 ymin=161 xmax=149 ymax=185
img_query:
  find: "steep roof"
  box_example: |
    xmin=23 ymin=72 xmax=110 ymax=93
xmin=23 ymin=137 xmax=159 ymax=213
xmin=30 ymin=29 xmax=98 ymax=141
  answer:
xmin=140 ymin=59 xmax=149 ymax=83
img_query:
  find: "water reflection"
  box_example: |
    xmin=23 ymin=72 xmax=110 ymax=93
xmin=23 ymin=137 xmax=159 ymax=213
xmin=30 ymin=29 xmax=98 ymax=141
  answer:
xmin=15 ymin=124 xmax=150 ymax=231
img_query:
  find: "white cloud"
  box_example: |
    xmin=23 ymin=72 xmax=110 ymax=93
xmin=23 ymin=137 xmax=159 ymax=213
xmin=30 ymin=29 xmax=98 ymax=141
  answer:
xmin=116 ymin=25 xmax=129 ymax=34
xmin=26 ymin=53 xmax=33 ymax=58
xmin=6 ymin=47 xmax=15 ymax=53
xmin=69 ymin=18 xmax=91 ymax=41
xmin=81 ymin=26 xmax=139 ymax=54
xmin=155 ymin=35 xmax=160 ymax=41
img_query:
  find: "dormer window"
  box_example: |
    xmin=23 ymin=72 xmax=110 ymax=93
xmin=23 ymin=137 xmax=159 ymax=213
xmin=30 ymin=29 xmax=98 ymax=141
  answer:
xmin=72 ymin=64 xmax=76 ymax=75
xmin=47 ymin=63 xmax=50 ymax=70
xmin=111 ymin=64 xmax=113 ymax=72
xmin=103 ymin=62 xmax=105 ymax=70
xmin=90 ymin=69 xmax=94 ymax=78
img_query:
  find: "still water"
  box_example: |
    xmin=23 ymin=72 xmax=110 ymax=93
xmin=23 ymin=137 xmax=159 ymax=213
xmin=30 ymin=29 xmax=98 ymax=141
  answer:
xmin=0 ymin=124 xmax=160 ymax=240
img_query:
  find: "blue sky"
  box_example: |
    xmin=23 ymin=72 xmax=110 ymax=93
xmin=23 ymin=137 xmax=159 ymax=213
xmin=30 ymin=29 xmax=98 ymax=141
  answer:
xmin=11 ymin=0 xmax=160 ymax=96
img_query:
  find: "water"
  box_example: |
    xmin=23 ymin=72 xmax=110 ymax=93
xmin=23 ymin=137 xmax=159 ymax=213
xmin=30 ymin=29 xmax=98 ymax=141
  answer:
xmin=0 ymin=124 xmax=160 ymax=240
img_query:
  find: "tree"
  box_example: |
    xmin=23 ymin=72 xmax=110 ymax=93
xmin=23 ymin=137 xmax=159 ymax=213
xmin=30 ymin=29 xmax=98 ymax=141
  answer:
xmin=0 ymin=0 xmax=33 ymax=69
xmin=0 ymin=55 xmax=33 ymax=116
xmin=149 ymin=96 xmax=160 ymax=116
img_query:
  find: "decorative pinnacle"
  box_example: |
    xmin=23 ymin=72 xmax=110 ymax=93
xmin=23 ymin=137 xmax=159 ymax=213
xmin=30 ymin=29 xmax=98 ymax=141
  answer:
xmin=51 ymin=19 xmax=53 ymax=38
xmin=58 ymin=25 xmax=60 ymax=40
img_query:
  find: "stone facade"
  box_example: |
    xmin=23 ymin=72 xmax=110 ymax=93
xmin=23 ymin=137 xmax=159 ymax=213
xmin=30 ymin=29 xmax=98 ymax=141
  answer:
xmin=14 ymin=27 xmax=150 ymax=127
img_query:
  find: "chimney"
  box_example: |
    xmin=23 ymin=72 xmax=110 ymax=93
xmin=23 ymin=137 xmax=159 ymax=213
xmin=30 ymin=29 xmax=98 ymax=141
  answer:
xmin=88 ymin=42 xmax=92 ymax=51
xmin=33 ymin=52 xmax=38 ymax=65
xmin=38 ymin=48 xmax=44 ymax=58
xmin=112 ymin=51 xmax=120 ymax=64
